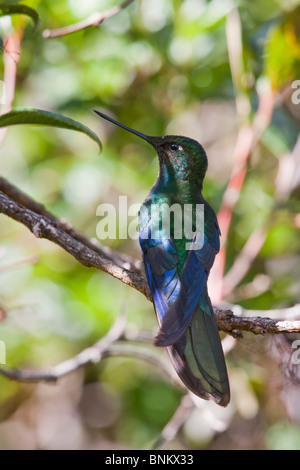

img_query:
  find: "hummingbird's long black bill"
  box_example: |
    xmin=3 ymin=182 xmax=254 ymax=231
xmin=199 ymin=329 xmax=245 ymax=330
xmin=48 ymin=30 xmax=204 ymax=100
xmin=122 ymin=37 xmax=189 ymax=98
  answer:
xmin=94 ymin=110 xmax=153 ymax=144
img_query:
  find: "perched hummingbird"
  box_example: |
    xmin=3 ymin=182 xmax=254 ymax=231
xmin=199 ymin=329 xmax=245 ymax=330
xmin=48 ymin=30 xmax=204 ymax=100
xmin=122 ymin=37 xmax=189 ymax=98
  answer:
xmin=95 ymin=110 xmax=230 ymax=406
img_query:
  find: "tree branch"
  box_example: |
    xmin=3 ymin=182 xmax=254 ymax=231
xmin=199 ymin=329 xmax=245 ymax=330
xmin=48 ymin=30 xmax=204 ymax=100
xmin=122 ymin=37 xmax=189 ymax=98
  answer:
xmin=0 ymin=177 xmax=141 ymax=274
xmin=43 ymin=0 xmax=135 ymax=38
xmin=0 ymin=191 xmax=150 ymax=299
xmin=214 ymin=307 xmax=300 ymax=337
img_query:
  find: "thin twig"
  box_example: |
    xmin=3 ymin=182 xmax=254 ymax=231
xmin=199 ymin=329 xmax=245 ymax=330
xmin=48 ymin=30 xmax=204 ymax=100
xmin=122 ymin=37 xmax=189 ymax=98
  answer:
xmin=0 ymin=254 xmax=39 ymax=272
xmin=102 ymin=342 xmax=177 ymax=383
xmin=208 ymin=8 xmax=275 ymax=304
xmin=0 ymin=337 xmax=179 ymax=386
xmin=0 ymin=308 xmax=128 ymax=383
xmin=154 ymin=394 xmax=194 ymax=450
xmin=222 ymin=227 xmax=267 ymax=297
xmin=221 ymin=127 xmax=300 ymax=299
xmin=0 ymin=31 xmax=21 ymax=147
xmin=43 ymin=0 xmax=135 ymax=38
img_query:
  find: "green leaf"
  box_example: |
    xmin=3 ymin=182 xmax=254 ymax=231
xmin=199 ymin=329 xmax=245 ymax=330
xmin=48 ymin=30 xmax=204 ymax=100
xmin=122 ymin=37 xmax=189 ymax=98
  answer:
xmin=263 ymin=7 xmax=300 ymax=90
xmin=0 ymin=108 xmax=102 ymax=151
xmin=0 ymin=3 xmax=40 ymax=30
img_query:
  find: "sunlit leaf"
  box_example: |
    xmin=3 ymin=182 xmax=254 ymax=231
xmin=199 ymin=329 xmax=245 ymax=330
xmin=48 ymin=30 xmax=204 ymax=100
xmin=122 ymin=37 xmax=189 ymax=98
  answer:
xmin=263 ymin=7 xmax=300 ymax=89
xmin=0 ymin=108 xmax=102 ymax=151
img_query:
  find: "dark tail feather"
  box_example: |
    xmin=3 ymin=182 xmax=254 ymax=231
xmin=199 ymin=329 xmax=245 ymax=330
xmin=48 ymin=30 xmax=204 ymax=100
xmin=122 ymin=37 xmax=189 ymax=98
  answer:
xmin=166 ymin=303 xmax=230 ymax=407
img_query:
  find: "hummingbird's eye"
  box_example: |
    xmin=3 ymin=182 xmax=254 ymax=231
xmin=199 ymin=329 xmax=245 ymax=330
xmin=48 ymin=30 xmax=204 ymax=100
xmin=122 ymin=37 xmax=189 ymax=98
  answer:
xmin=169 ymin=143 xmax=181 ymax=152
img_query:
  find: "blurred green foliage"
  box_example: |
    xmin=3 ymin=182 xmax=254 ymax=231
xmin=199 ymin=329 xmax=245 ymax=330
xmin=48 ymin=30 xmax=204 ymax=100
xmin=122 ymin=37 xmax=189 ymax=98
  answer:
xmin=0 ymin=0 xmax=299 ymax=450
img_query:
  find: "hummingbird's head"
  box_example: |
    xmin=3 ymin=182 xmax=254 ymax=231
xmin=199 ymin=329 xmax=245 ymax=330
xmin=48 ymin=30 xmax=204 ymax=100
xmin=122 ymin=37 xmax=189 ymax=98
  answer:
xmin=149 ymin=135 xmax=208 ymax=184
xmin=94 ymin=110 xmax=208 ymax=185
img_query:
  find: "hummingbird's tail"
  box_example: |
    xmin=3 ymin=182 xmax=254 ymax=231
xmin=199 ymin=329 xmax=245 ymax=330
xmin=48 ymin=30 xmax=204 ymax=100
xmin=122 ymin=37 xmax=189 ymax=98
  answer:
xmin=167 ymin=298 xmax=230 ymax=407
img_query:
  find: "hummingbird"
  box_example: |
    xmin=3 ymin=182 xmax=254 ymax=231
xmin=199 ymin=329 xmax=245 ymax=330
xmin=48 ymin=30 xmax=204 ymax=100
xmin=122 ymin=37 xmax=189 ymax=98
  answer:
xmin=95 ymin=110 xmax=230 ymax=406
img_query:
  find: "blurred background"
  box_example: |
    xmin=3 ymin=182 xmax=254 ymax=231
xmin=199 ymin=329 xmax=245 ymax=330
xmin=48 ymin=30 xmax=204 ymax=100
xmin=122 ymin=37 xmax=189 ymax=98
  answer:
xmin=0 ymin=0 xmax=300 ymax=450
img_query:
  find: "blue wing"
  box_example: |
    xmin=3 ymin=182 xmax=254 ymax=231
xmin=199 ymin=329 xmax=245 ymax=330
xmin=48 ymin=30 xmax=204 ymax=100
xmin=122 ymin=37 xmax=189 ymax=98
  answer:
xmin=139 ymin=217 xmax=180 ymax=324
xmin=155 ymin=221 xmax=220 ymax=347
